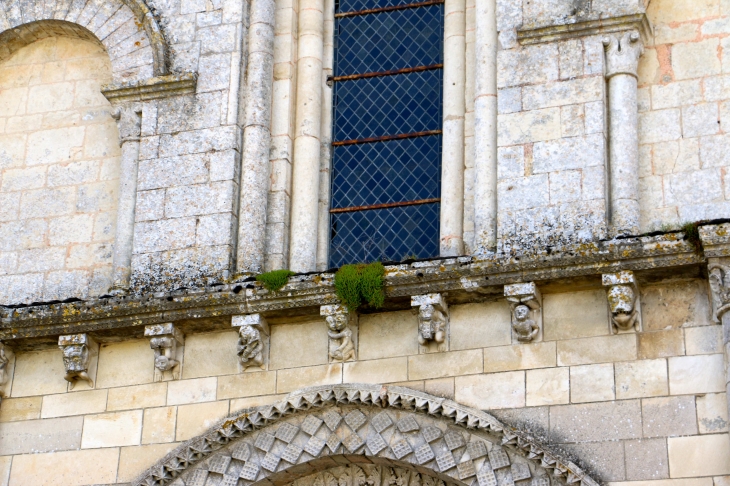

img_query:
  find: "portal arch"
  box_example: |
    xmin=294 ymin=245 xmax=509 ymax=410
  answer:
xmin=132 ymin=384 xmax=597 ymax=486
xmin=0 ymin=0 xmax=168 ymax=84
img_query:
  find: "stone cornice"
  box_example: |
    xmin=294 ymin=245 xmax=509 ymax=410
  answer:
xmin=101 ymin=72 xmax=197 ymax=103
xmin=0 ymin=232 xmax=702 ymax=343
xmin=699 ymin=223 xmax=730 ymax=259
xmin=517 ymin=13 xmax=652 ymax=46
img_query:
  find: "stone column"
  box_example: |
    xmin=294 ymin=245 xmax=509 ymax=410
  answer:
xmin=288 ymin=0 xmax=325 ymax=272
xmin=237 ymin=0 xmax=277 ymax=274
xmin=708 ymin=262 xmax=730 ymax=437
xmin=110 ymin=104 xmax=143 ymax=294
xmin=316 ymin=0 xmax=335 ymax=271
xmin=440 ymin=0 xmax=467 ymax=257
xmin=473 ymin=0 xmax=498 ymax=252
xmin=603 ymin=31 xmax=643 ymax=236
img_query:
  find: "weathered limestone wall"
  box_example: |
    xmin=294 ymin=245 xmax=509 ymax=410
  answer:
xmin=0 ymin=278 xmax=728 ymax=485
xmin=0 ymin=37 xmax=120 ymax=304
xmin=493 ymin=3 xmax=609 ymax=254
xmin=638 ymin=0 xmax=730 ymax=231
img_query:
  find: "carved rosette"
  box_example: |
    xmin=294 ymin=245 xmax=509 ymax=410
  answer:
xmin=504 ymin=283 xmax=542 ymax=343
xmin=58 ymin=334 xmax=98 ymax=390
xmin=411 ymin=293 xmax=449 ymax=351
xmin=602 ymin=31 xmax=644 ymax=79
xmin=232 ymin=314 xmax=270 ymax=370
xmin=321 ymin=304 xmax=358 ymax=362
xmin=602 ymin=271 xmax=641 ymax=333
xmin=145 ymin=323 xmax=184 ymax=381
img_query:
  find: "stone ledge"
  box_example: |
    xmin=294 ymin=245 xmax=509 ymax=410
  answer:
xmin=517 ymin=14 xmax=652 ymax=46
xmin=102 ymin=73 xmax=197 ymax=103
xmin=0 ymin=232 xmax=704 ymax=343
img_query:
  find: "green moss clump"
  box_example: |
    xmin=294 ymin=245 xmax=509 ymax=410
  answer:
xmin=256 ymin=269 xmax=295 ymax=292
xmin=681 ymin=222 xmax=702 ymax=255
xmin=334 ymin=262 xmax=385 ymax=311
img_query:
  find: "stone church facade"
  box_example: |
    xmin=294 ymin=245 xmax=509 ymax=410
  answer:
xmin=1 ymin=0 xmax=730 ymax=484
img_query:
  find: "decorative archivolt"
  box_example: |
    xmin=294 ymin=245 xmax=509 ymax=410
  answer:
xmin=0 ymin=0 xmax=168 ymax=83
xmin=132 ymin=384 xmax=597 ymax=486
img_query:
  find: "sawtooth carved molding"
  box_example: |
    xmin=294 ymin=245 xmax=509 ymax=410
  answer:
xmin=412 ymin=294 xmax=450 ymax=351
xmin=58 ymin=333 xmax=98 ymax=390
xmin=145 ymin=323 xmax=184 ymax=381
xmin=322 ymin=305 xmax=358 ymax=362
xmin=131 ymin=384 xmax=598 ymax=486
xmin=602 ymin=271 xmax=641 ymax=333
xmin=504 ymin=283 xmax=542 ymax=343
xmin=232 ymin=314 xmax=270 ymax=370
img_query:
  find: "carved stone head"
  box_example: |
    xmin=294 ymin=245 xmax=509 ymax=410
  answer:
xmin=62 ymin=344 xmax=88 ymax=372
xmin=239 ymin=325 xmax=261 ymax=345
xmin=326 ymin=313 xmax=348 ymax=333
xmin=513 ymin=304 xmax=530 ymax=322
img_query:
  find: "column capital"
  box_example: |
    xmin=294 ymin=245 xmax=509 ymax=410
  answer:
xmin=111 ymin=104 xmax=143 ymax=144
xmin=603 ymin=31 xmax=644 ymax=79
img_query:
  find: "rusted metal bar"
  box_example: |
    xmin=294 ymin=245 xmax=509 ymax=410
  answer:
xmin=335 ymin=0 xmax=443 ymax=18
xmin=328 ymin=64 xmax=443 ymax=83
xmin=332 ymin=129 xmax=441 ymax=147
xmin=330 ymin=198 xmax=440 ymax=213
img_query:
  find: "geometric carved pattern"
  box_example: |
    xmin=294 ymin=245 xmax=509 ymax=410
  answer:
xmin=131 ymin=384 xmax=598 ymax=486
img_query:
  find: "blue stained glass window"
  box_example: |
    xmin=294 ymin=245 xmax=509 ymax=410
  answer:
xmin=330 ymin=204 xmax=441 ymax=266
xmin=333 ymin=70 xmax=442 ymax=141
xmin=331 ymin=135 xmax=441 ymax=208
xmin=335 ymin=6 xmax=442 ymax=76
xmin=329 ymin=1 xmax=443 ymax=267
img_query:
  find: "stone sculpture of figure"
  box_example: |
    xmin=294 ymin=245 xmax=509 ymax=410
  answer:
xmin=327 ymin=312 xmax=356 ymax=362
xmin=62 ymin=344 xmax=93 ymax=388
xmin=0 ymin=343 xmax=8 ymax=396
xmin=150 ymin=336 xmax=180 ymax=372
xmin=607 ymin=284 xmax=638 ymax=333
xmin=512 ymin=304 xmax=539 ymax=342
xmin=237 ymin=324 xmax=264 ymax=369
xmin=417 ymin=304 xmax=446 ymax=345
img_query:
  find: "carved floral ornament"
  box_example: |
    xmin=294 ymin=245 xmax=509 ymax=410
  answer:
xmin=132 ymin=384 xmax=597 ymax=486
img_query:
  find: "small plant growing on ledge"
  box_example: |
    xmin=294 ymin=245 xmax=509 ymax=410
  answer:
xmin=681 ymin=222 xmax=702 ymax=255
xmin=256 ymin=269 xmax=295 ymax=292
xmin=334 ymin=262 xmax=386 ymax=311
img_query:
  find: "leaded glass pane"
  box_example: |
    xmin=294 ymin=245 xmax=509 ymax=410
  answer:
xmin=335 ymin=6 xmax=442 ymax=76
xmin=330 ymin=203 xmax=440 ymax=266
xmin=333 ymin=69 xmax=442 ymax=141
xmin=338 ymin=0 xmax=414 ymax=15
xmin=331 ymin=135 xmax=441 ymax=208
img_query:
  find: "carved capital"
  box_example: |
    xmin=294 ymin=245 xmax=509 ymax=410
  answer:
xmin=111 ymin=104 xmax=143 ymax=145
xmin=504 ymin=282 xmax=542 ymax=343
xmin=321 ymin=304 xmax=357 ymax=362
xmin=0 ymin=342 xmax=13 ymax=399
xmin=411 ymin=293 xmax=449 ymax=350
xmin=58 ymin=334 xmax=98 ymax=389
xmin=603 ymin=271 xmax=641 ymax=333
xmin=603 ymin=31 xmax=644 ymax=79
xmin=708 ymin=262 xmax=730 ymax=322
xmin=232 ymin=314 xmax=269 ymax=370
xmin=145 ymin=323 xmax=184 ymax=380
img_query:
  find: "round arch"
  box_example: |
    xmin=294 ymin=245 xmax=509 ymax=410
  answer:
xmin=0 ymin=0 xmax=167 ymax=84
xmin=132 ymin=384 xmax=598 ymax=486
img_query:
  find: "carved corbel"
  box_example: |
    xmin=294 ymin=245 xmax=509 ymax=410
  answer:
xmin=145 ymin=323 xmax=184 ymax=381
xmin=708 ymin=263 xmax=730 ymax=323
xmin=321 ymin=304 xmax=358 ymax=362
xmin=58 ymin=334 xmax=99 ymax=390
xmin=504 ymin=283 xmax=542 ymax=343
xmin=603 ymin=271 xmax=642 ymax=333
xmin=232 ymin=314 xmax=269 ymax=371
xmin=0 ymin=342 xmax=15 ymax=399
xmin=411 ymin=293 xmax=449 ymax=352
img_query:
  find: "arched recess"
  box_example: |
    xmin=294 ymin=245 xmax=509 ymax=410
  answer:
xmin=0 ymin=0 xmax=168 ymax=84
xmin=132 ymin=385 xmax=598 ymax=486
